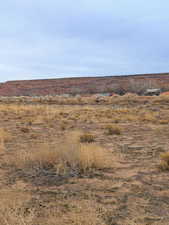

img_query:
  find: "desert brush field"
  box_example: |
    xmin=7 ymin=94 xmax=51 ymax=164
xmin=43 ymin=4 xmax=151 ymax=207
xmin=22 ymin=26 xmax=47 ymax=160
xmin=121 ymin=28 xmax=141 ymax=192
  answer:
xmin=0 ymin=94 xmax=169 ymax=224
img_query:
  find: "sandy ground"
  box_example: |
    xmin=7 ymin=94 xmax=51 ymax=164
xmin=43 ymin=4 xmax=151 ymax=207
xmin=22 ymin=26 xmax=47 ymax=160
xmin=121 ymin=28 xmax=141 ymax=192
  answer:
xmin=0 ymin=100 xmax=169 ymax=225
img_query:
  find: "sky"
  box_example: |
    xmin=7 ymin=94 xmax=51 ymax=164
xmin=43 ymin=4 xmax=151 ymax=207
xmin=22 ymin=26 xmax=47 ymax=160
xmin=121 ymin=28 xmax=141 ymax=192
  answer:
xmin=0 ymin=0 xmax=169 ymax=82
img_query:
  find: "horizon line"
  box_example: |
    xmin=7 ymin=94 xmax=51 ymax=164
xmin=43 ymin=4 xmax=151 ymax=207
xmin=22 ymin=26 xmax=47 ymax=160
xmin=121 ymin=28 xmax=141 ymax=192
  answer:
xmin=2 ymin=72 xmax=169 ymax=83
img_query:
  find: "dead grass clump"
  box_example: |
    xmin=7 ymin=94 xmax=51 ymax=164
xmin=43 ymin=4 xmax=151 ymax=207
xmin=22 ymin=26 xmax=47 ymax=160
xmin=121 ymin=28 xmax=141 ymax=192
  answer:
xmin=105 ymin=124 xmax=122 ymax=135
xmin=140 ymin=112 xmax=157 ymax=122
xmin=9 ymin=132 xmax=111 ymax=176
xmin=76 ymin=144 xmax=108 ymax=172
xmin=12 ymin=144 xmax=58 ymax=171
xmin=79 ymin=132 xmax=95 ymax=143
xmin=160 ymin=152 xmax=169 ymax=170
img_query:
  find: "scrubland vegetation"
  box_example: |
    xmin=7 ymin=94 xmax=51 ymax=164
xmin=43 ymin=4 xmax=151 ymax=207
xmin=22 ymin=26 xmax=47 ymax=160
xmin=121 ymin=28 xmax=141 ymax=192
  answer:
xmin=0 ymin=94 xmax=169 ymax=224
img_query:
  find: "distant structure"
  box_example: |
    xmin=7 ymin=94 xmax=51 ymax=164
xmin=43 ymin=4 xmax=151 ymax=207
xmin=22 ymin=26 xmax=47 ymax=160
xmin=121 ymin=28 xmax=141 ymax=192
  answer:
xmin=144 ymin=88 xmax=161 ymax=96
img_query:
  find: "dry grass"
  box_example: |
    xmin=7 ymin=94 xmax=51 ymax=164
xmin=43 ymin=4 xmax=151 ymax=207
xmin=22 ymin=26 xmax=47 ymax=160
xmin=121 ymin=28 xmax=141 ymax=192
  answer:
xmin=0 ymin=102 xmax=165 ymax=126
xmin=1 ymin=97 xmax=169 ymax=224
xmin=0 ymin=190 xmax=106 ymax=225
xmin=2 ymin=94 xmax=169 ymax=107
xmin=44 ymin=200 xmax=106 ymax=225
xmin=140 ymin=112 xmax=157 ymax=122
xmin=0 ymin=190 xmax=34 ymax=225
xmin=160 ymin=152 xmax=169 ymax=170
xmin=79 ymin=132 xmax=95 ymax=143
xmin=8 ymin=131 xmax=111 ymax=175
xmin=105 ymin=124 xmax=122 ymax=135
xmin=0 ymin=128 xmax=11 ymax=151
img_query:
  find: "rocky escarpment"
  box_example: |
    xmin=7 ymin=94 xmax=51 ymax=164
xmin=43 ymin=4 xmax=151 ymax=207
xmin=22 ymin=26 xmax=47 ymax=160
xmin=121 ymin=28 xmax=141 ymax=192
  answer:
xmin=0 ymin=73 xmax=169 ymax=96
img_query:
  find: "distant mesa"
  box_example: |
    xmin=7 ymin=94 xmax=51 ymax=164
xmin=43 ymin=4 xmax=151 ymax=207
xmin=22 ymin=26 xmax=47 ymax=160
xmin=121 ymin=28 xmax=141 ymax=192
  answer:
xmin=0 ymin=73 xmax=169 ymax=96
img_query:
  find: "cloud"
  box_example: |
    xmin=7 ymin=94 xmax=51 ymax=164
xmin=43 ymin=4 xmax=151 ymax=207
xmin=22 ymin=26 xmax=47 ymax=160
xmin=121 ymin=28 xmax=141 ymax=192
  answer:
xmin=0 ymin=0 xmax=169 ymax=81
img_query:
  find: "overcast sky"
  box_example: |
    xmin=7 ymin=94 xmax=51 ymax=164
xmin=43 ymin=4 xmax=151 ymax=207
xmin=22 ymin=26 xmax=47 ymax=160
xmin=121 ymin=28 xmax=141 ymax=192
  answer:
xmin=0 ymin=0 xmax=169 ymax=82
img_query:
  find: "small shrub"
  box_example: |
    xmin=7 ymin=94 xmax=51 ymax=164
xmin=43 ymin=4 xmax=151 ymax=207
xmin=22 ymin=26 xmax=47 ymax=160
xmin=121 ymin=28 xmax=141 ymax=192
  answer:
xmin=160 ymin=152 xmax=169 ymax=170
xmin=80 ymin=133 xmax=95 ymax=143
xmin=105 ymin=124 xmax=122 ymax=135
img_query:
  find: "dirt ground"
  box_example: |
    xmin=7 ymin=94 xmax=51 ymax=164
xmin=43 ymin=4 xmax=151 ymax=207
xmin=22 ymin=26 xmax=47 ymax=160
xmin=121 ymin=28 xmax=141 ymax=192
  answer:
xmin=0 ymin=96 xmax=169 ymax=225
